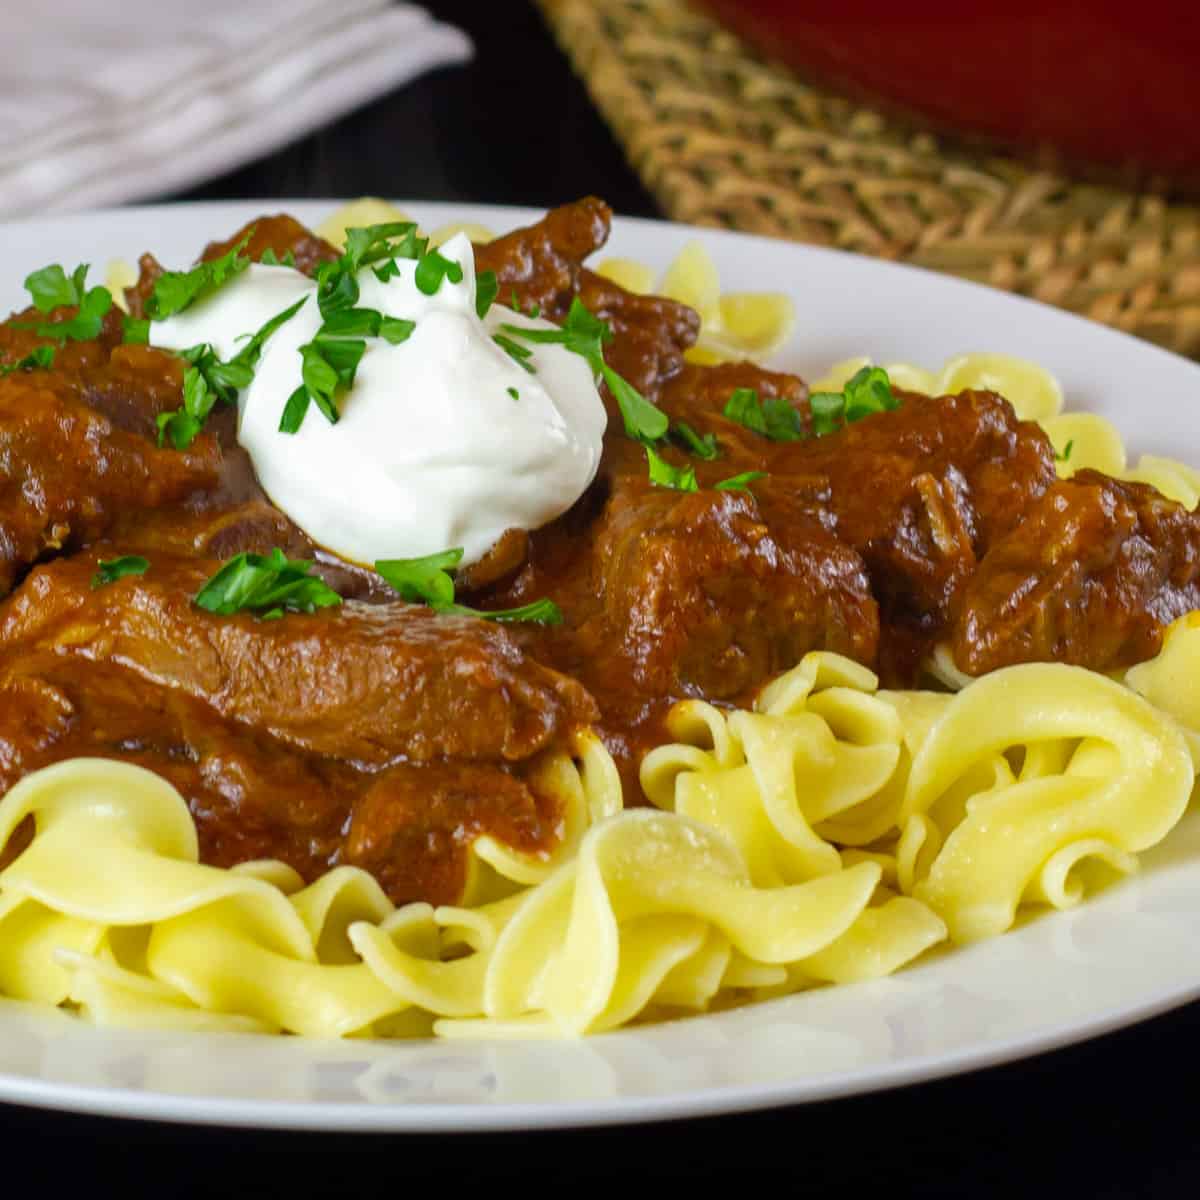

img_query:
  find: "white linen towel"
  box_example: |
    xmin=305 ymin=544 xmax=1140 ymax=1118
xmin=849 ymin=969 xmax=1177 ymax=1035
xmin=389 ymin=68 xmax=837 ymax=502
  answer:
xmin=0 ymin=1 xmax=472 ymax=218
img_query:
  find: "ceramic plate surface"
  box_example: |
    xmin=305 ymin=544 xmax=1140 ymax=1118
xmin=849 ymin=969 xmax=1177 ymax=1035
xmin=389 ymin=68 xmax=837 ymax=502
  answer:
xmin=0 ymin=201 xmax=1198 ymax=1131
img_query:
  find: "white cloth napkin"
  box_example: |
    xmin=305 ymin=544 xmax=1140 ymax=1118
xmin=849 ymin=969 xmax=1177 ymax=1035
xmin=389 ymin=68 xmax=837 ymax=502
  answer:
xmin=0 ymin=1 xmax=472 ymax=218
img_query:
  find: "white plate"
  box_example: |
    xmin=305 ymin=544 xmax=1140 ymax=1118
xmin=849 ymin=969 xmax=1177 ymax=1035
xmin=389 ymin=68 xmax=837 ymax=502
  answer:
xmin=0 ymin=201 xmax=1198 ymax=1132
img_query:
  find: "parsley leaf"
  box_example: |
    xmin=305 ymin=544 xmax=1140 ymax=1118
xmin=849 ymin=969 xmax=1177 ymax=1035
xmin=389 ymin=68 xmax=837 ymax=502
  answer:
xmin=315 ymin=307 xmax=380 ymax=338
xmin=0 ymin=346 xmax=55 ymax=378
xmin=475 ymin=269 xmax=499 ymax=319
xmin=721 ymin=388 xmax=803 ymax=442
xmin=375 ymin=549 xmax=461 ymax=607
xmin=808 ymin=391 xmax=844 ymax=436
xmin=312 ymin=306 xmax=414 ymax=346
xmin=316 ymin=267 xmax=360 ymax=317
xmin=375 ymin=550 xmax=563 ymax=625
xmin=454 ymin=598 xmax=563 ymax=625
xmin=157 ymin=298 xmax=306 ymax=449
xmin=41 ymin=285 xmax=112 ymax=342
xmin=378 ymin=317 xmax=415 ymax=345
xmin=91 ymin=555 xmax=149 ymax=589
xmin=414 ymin=250 xmax=465 ymax=296
xmin=19 ymin=262 xmax=112 ymax=343
xmin=24 ymin=263 xmax=85 ymax=313
xmin=723 ymin=387 xmax=766 ymax=435
xmin=762 ymin=398 xmax=803 ymax=441
xmin=156 ymin=366 xmax=211 ymax=450
xmin=501 ymin=296 xmax=606 ymax=359
xmin=808 ymin=367 xmax=899 ymax=435
xmin=714 ymin=470 xmax=767 ymax=492
xmin=1056 ymin=439 xmax=1074 ymax=463
xmin=602 ymin=363 xmax=668 ymax=441
xmin=260 ymin=248 xmax=297 ymax=268
xmin=670 ymin=421 xmax=719 ymax=460
xmin=122 ymin=316 xmax=150 ymax=345
xmin=279 ymin=331 xmax=366 ymax=434
xmin=493 ymin=333 xmax=536 ymax=374
xmin=235 ymin=297 xmax=308 ymax=368
xmin=842 ymin=365 xmax=898 ymax=421
xmin=145 ymin=233 xmax=253 ymax=320
xmin=342 ymin=223 xmax=424 ymax=273
xmin=645 ymin=445 xmax=698 ymax=492
xmin=194 ymin=548 xmax=342 ymax=618
xmin=499 ymin=297 xmax=668 ymax=442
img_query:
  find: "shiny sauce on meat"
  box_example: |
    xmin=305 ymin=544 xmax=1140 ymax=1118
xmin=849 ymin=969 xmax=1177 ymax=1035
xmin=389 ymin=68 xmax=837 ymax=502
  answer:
xmin=0 ymin=202 xmax=1195 ymax=906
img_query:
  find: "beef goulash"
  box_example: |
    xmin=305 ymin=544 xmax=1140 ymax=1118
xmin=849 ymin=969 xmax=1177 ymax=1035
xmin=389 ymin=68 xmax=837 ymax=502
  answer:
xmin=0 ymin=197 xmax=1195 ymax=906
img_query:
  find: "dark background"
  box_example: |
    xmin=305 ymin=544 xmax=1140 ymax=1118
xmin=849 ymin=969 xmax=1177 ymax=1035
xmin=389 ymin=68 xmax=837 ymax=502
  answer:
xmin=180 ymin=1 xmax=660 ymax=219
xmin=2 ymin=3 xmax=1193 ymax=1192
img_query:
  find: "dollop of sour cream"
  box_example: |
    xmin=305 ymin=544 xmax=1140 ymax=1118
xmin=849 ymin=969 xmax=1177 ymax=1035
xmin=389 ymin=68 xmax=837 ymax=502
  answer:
xmin=149 ymin=233 xmax=607 ymax=567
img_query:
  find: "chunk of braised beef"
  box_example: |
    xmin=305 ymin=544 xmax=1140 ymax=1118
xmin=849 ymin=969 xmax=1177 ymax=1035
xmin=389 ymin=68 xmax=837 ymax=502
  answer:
xmin=578 ymin=482 xmax=879 ymax=700
xmin=953 ymin=470 xmax=1200 ymax=675
xmin=764 ymin=389 xmax=1059 ymax=645
xmin=474 ymin=195 xmax=613 ymax=321
xmin=344 ymin=762 xmax=562 ymax=906
xmin=0 ymin=549 xmax=597 ymax=767
xmin=0 ymin=374 xmax=220 ymax=595
xmin=200 ymin=213 xmax=341 ymax=276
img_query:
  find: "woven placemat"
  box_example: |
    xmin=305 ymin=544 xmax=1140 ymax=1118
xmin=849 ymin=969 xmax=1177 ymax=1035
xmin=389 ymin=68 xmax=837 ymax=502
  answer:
xmin=537 ymin=0 xmax=1200 ymax=359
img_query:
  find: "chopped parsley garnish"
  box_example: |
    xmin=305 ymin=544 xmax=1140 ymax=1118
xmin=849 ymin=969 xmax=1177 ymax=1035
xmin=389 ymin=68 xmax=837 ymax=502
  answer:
xmin=280 ymin=340 xmax=363 ymax=433
xmin=280 ymin=306 xmax=414 ymax=435
xmin=493 ymin=333 xmax=536 ymax=373
xmin=499 ymin=297 xmax=668 ymax=442
xmin=375 ymin=549 xmax=459 ymax=607
xmin=670 ymin=421 xmax=719 ymax=460
xmin=194 ymin=549 xmax=342 ymax=619
xmin=721 ymin=388 xmax=803 ymax=442
xmin=375 ymin=549 xmax=563 ymax=625
xmin=314 ymin=306 xmax=413 ymax=344
xmin=0 ymin=346 xmax=55 ymax=378
xmin=808 ymin=391 xmax=843 ymax=437
xmin=91 ymin=555 xmax=149 ymax=589
xmin=507 ymin=387 xmax=520 ymax=401
xmin=24 ymin=263 xmax=88 ymax=312
xmin=808 ymin=366 xmax=899 ymax=435
xmin=714 ymin=470 xmax=767 ymax=492
xmin=475 ymin=269 xmax=499 ymax=319
xmin=157 ymin=361 xmax=218 ymax=450
xmin=260 ymin=248 xmax=297 ymax=268
xmin=122 ymin=316 xmax=150 ymax=345
xmin=414 ymin=250 xmax=465 ymax=296
xmin=274 ymin=221 xmax=454 ymax=434
xmin=19 ymin=262 xmax=112 ymax=343
xmin=645 ymin=445 xmax=698 ymax=492
xmin=313 ymin=222 xmax=425 ymax=320
xmin=345 ymin=222 xmax=425 ymax=271
xmin=842 ymin=365 xmax=898 ymax=420
xmin=721 ymin=369 xmax=899 ymax=442
xmin=237 ymin=298 xmax=310 ymax=365
xmin=602 ymin=362 xmax=668 ymax=442
xmin=145 ymin=233 xmax=252 ymax=320
xmin=1056 ymin=439 xmax=1074 ymax=463
xmin=157 ymin=298 xmax=307 ymax=449
xmin=469 ymin=597 xmax=563 ymax=624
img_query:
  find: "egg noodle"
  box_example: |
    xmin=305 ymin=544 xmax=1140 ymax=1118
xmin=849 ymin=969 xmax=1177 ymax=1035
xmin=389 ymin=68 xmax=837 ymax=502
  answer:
xmin=3 ymin=203 xmax=1188 ymax=1038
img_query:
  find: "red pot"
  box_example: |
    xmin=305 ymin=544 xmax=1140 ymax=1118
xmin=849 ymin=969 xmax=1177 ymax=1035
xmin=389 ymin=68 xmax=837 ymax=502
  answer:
xmin=695 ymin=1 xmax=1200 ymax=192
